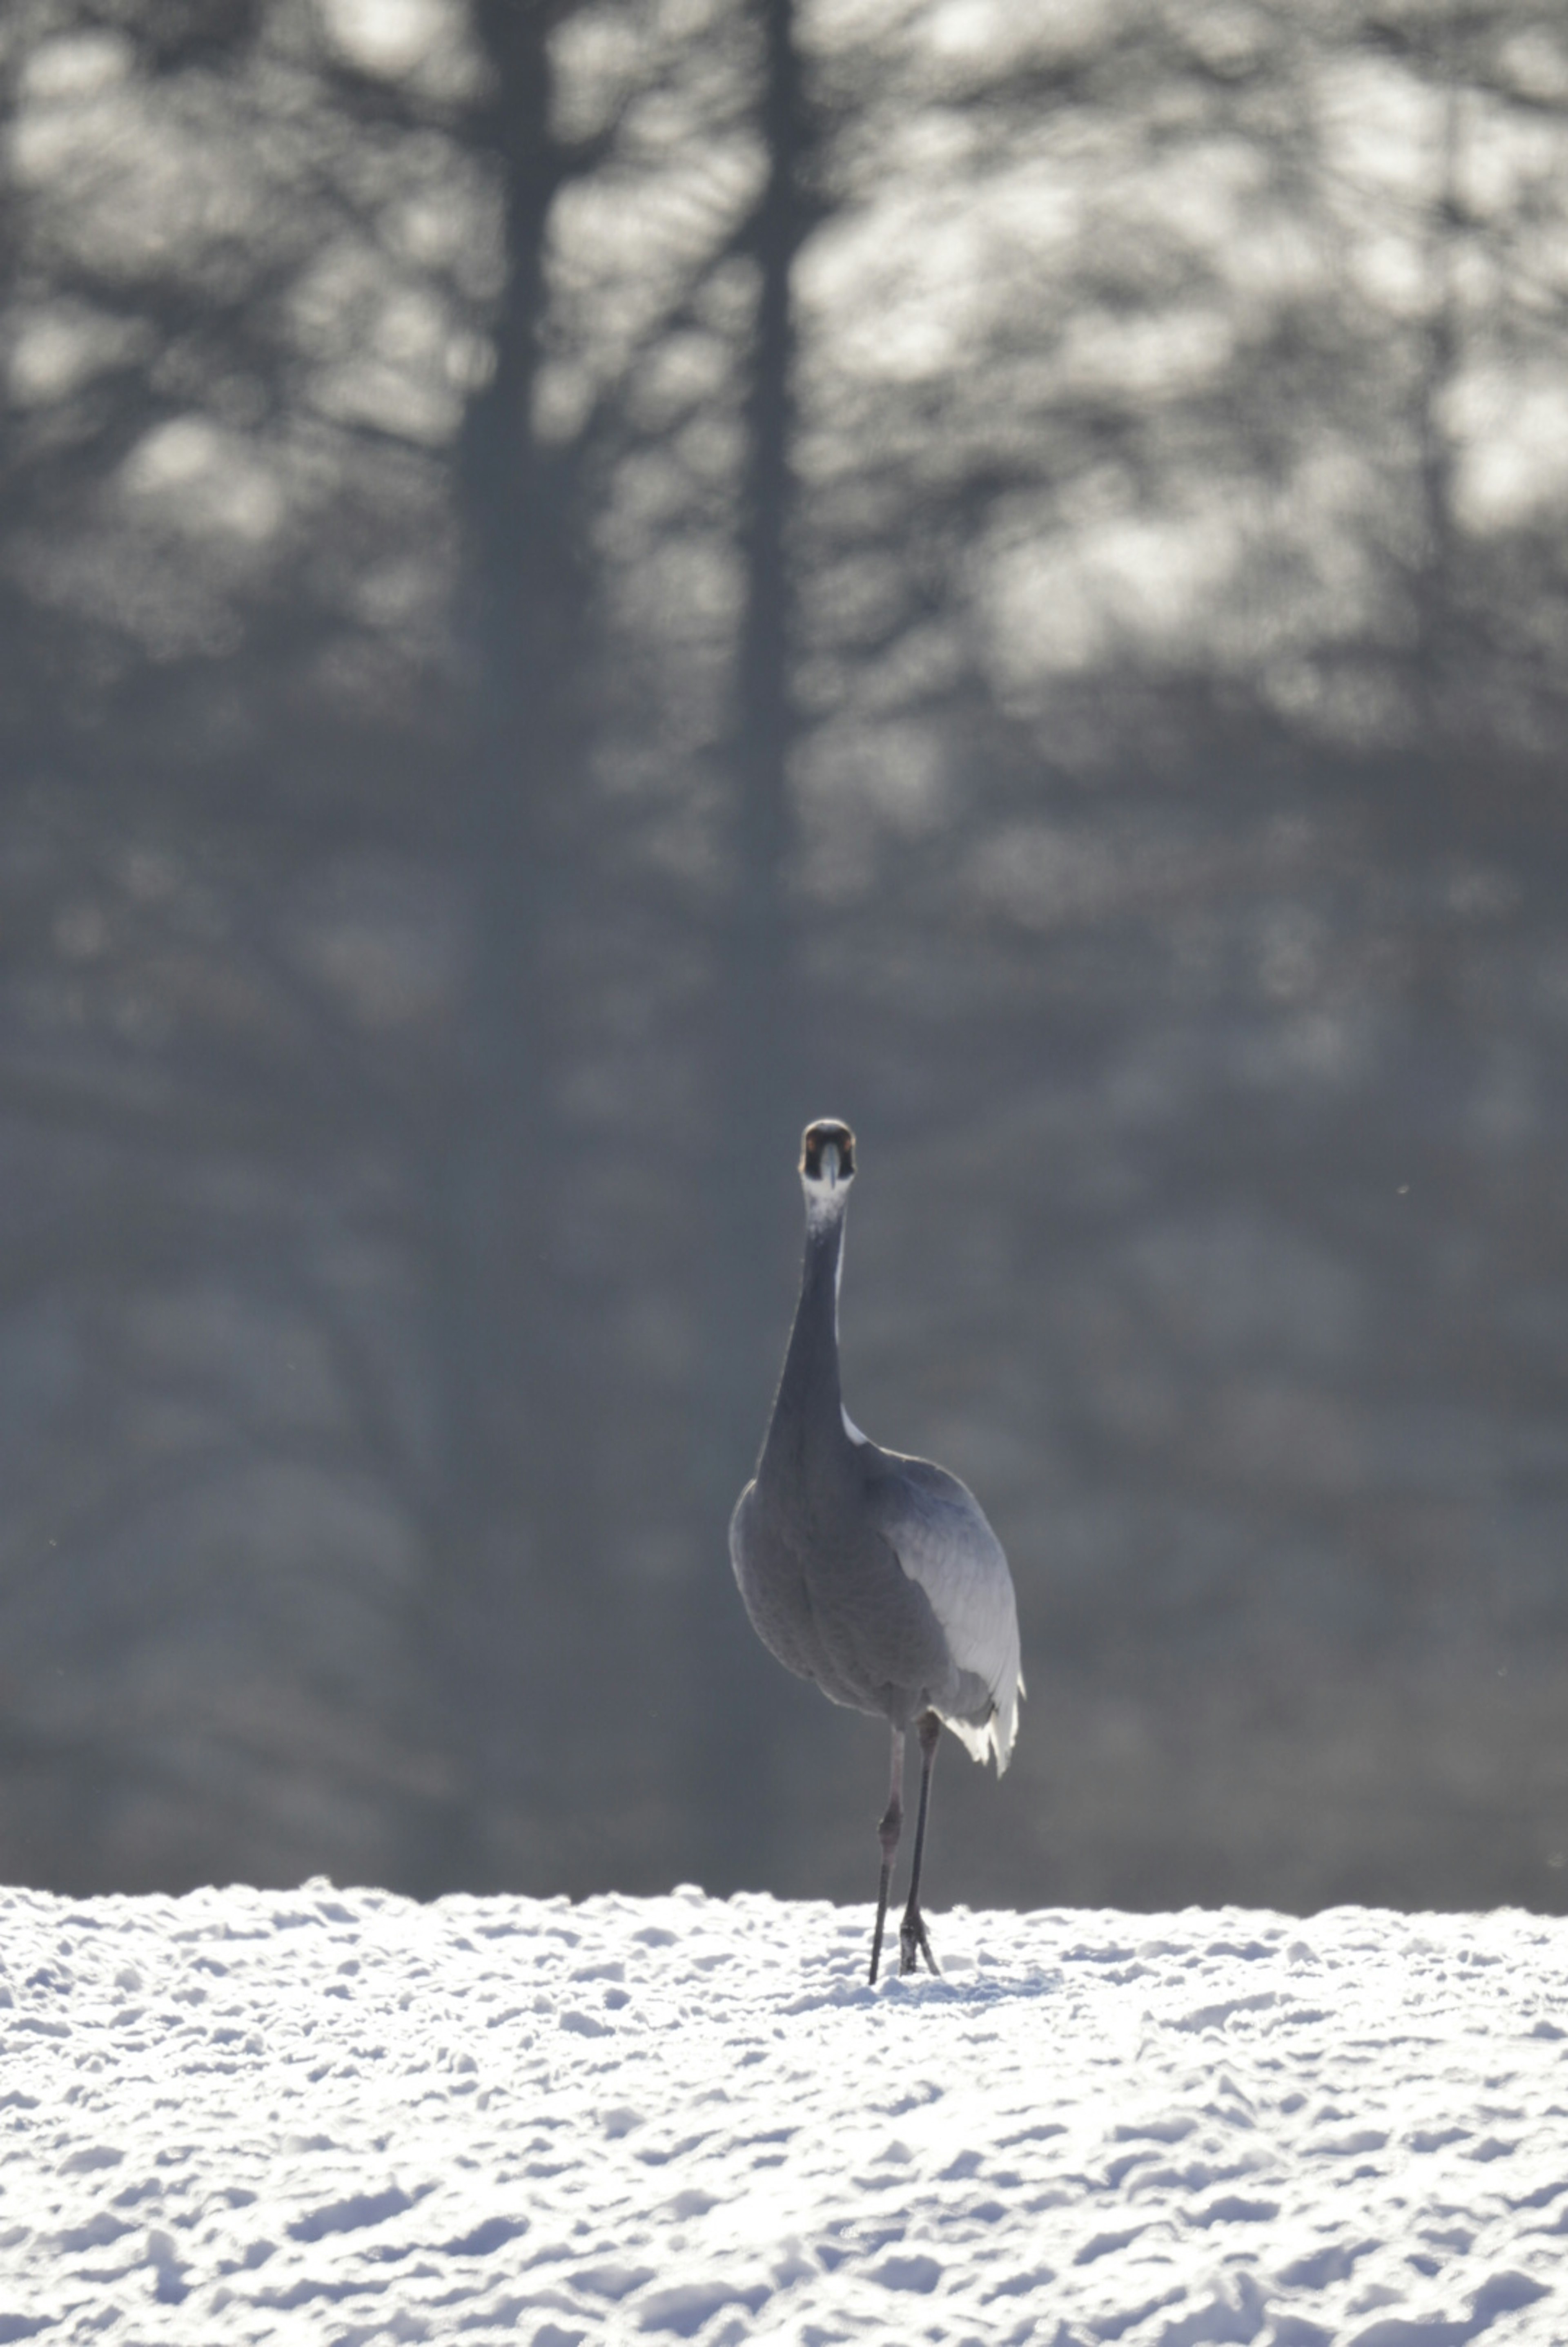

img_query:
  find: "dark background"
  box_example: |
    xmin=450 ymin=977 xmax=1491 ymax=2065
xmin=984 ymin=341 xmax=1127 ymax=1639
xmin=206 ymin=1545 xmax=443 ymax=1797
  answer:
xmin=3 ymin=0 xmax=1567 ymax=1917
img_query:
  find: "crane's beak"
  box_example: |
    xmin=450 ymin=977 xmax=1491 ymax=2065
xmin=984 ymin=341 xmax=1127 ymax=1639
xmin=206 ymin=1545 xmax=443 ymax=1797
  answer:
xmin=820 ymin=1139 xmax=841 ymax=1187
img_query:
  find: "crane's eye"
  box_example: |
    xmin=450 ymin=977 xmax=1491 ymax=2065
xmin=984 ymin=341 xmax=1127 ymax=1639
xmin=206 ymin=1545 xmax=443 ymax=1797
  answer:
xmin=801 ymin=1120 xmax=857 ymax=1180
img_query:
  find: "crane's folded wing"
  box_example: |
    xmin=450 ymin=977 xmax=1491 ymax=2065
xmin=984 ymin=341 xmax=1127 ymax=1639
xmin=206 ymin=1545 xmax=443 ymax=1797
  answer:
xmin=863 ymin=1454 xmax=1023 ymax=1771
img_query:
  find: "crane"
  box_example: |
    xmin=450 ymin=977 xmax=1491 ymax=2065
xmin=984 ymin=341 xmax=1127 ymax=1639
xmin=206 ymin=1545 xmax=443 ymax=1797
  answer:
xmin=730 ymin=1119 xmax=1022 ymax=1982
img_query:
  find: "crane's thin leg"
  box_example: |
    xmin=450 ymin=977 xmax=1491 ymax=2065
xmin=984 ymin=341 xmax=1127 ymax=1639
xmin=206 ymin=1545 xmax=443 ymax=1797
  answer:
xmin=898 ymin=1711 xmax=942 ymax=1977
xmin=868 ymin=1726 xmax=905 ymax=1985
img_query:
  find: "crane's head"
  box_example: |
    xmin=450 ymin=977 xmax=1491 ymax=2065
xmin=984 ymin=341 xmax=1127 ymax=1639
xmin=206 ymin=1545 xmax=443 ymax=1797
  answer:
xmin=800 ymin=1118 xmax=856 ymax=1194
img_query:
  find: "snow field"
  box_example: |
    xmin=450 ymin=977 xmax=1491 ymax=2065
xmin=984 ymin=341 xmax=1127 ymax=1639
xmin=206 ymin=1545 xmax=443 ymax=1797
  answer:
xmin=1 ymin=1883 xmax=1566 ymax=2345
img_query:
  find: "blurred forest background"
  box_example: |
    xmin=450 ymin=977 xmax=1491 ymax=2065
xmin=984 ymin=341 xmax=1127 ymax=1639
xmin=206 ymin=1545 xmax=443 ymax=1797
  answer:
xmin=2 ymin=0 xmax=1567 ymax=1917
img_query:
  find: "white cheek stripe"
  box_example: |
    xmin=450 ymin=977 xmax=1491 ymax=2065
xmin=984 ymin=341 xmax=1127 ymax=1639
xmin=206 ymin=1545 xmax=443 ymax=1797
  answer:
xmin=842 ymin=1404 xmax=868 ymax=1446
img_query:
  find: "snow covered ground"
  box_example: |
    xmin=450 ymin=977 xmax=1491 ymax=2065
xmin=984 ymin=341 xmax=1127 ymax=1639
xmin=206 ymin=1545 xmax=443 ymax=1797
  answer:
xmin=2 ymin=1883 xmax=1566 ymax=2347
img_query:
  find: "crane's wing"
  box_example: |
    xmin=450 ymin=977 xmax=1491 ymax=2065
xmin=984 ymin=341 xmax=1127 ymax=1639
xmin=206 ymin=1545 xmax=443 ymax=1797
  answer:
xmin=864 ymin=1452 xmax=1023 ymax=1771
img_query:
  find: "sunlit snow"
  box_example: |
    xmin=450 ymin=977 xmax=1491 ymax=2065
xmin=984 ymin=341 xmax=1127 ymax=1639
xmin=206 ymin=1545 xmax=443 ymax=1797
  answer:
xmin=2 ymin=1885 xmax=1565 ymax=2343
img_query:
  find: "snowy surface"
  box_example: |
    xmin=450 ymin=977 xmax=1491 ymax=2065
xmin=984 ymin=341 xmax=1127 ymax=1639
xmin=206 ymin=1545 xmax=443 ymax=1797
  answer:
xmin=2 ymin=1884 xmax=1567 ymax=2346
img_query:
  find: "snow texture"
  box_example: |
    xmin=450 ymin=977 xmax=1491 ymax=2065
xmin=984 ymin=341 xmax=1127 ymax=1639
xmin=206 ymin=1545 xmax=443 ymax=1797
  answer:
xmin=2 ymin=1882 xmax=1566 ymax=2345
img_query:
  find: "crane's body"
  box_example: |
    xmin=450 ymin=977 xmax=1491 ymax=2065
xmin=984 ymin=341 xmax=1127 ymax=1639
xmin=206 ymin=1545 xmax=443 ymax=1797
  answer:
xmin=730 ymin=1119 xmax=1022 ymax=1979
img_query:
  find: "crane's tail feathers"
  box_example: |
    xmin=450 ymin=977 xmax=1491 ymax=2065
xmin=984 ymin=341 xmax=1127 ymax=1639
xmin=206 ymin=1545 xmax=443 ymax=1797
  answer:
xmin=942 ymin=1674 xmax=1022 ymax=1774
xmin=942 ymin=1713 xmax=991 ymax=1766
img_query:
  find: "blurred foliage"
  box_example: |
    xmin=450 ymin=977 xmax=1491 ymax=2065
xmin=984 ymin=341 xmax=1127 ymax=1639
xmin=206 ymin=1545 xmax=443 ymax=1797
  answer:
xmin=1 ymin=0 xmax=1567 ymax=1913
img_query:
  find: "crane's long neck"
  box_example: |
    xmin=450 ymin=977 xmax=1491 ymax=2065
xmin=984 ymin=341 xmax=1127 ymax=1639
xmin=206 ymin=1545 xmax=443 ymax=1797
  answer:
xmin=757 ymin=1188 xmax=851 ymax=1486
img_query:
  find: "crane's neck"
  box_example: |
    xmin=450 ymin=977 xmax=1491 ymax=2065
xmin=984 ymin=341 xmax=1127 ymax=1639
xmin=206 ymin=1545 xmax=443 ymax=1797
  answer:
xmin=757 ymin=1186 xmax=853 ymax=1485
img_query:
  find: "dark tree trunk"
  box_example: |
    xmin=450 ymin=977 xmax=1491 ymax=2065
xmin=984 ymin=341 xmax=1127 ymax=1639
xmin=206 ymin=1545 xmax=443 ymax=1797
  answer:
xmin=687 ymin=0 xmax=817 ymax=1891
xmin=431 ymin=0 xmax=599 ymax=1891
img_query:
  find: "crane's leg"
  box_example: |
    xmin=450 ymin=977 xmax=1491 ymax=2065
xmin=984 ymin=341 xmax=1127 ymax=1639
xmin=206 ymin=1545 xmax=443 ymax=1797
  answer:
xmin=898 ymin=1711 xmax=942 ymax=1977
xmin=868 ymin=1725 xmax=905 ymax=1985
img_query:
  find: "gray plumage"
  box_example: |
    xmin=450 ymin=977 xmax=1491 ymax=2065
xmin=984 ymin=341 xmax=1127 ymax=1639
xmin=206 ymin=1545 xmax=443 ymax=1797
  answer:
xmin=730 ymin=1118 xmax=1022 ymax=1980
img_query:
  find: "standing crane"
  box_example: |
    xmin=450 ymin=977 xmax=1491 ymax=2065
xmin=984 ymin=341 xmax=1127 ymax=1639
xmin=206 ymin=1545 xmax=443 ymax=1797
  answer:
xmin=730 ymin=1119 xmax=1022 ymax=1981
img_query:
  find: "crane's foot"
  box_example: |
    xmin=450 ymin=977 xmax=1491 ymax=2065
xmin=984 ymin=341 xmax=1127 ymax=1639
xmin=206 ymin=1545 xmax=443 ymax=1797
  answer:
xmin=899 ymin=1908 xmax=939 ymax=1977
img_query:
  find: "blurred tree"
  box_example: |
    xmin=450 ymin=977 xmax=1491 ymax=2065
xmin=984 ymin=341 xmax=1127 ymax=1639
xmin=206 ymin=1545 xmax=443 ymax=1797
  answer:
xmin=0 ymin=0 xmax=492 ymax=1890
xmin=686 ymin=0 xmax=817 ymax=1886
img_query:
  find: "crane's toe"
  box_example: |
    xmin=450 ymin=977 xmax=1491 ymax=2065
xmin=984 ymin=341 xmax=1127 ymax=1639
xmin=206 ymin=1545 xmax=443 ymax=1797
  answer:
xmin=899 ymin=1905 xmax=938 ymax=1977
